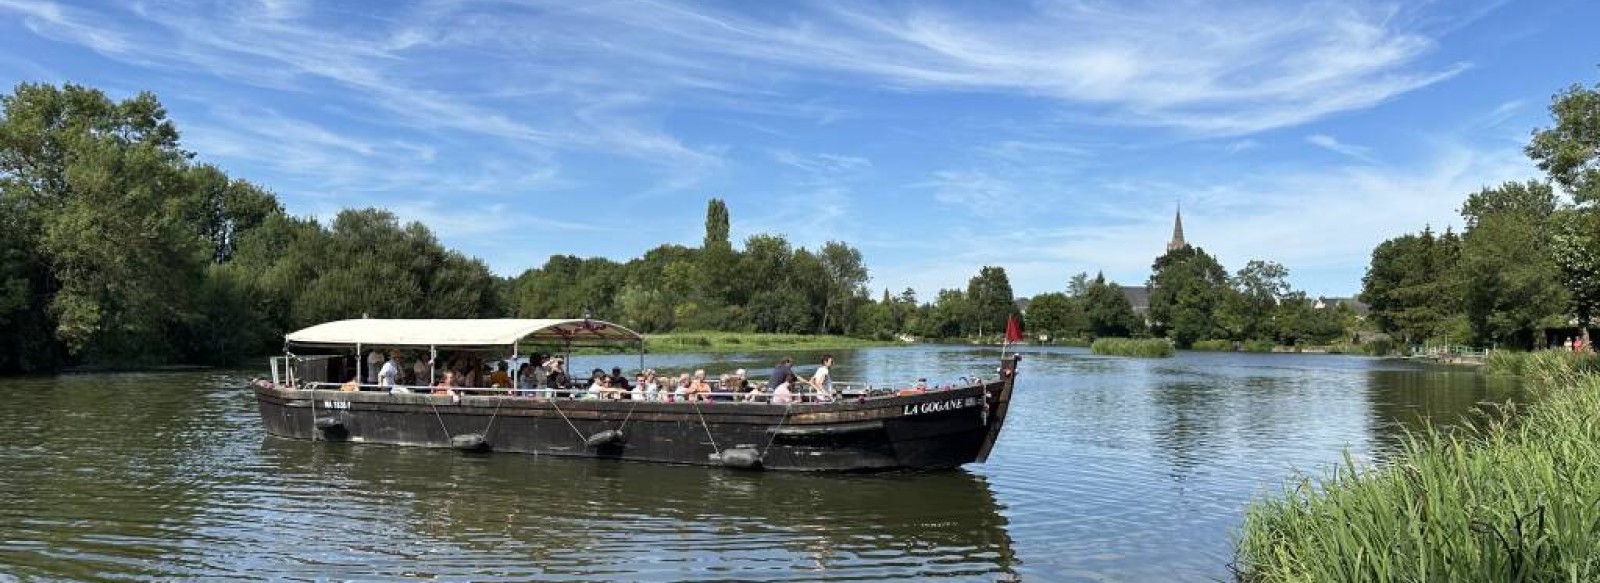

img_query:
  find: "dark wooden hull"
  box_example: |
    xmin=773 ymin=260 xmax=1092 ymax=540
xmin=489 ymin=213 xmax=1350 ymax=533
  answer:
xmin=255 ymin=362 xmax=1017 ymax=472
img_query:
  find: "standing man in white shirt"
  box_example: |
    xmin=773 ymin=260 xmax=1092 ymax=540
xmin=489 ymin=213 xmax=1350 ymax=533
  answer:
xmin=808 ymin=355 xmax=834 ymax=401
xmin=379 ymin=352 xmax=406 ymax=393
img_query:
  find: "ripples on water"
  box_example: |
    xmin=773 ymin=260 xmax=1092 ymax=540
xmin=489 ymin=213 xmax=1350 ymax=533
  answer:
xmin=0 ymin=347 xmax=1516 ymax=582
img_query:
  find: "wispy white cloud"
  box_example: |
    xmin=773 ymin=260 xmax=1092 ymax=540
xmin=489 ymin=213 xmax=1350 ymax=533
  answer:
xmin=468 ymin=0 xmax=1481 ymax=135
xmin=770 ymin=150 xmax=872 ymax=174
xmin=1307 ymin=134 xmax=1376 ymax=162
xmin=924 ymin=170 xmax=1019 ymax=219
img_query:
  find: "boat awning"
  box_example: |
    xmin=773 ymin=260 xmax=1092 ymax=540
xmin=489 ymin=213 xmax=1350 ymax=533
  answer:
xmin=284 ymin=318 xmax=642 ymax=349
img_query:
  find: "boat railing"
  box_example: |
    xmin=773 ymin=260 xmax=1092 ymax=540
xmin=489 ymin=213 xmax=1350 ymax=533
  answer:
xmin=290 ymin=381 xmax=978 ymax=403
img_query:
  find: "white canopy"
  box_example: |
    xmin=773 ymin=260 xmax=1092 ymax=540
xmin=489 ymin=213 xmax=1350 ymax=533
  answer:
xmin=284 ymin=318 xmax=642 ymax=349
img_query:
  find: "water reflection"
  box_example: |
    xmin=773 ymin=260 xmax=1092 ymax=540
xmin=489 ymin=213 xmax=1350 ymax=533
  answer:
xmin=1364 ymin=365 xmax=1521 ymax=454
xmin=246 ymin=440 xmax=1019 ymax=581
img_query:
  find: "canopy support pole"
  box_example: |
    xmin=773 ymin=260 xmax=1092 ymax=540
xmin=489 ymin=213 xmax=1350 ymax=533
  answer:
xmin=430 ymin=345 xmax=438 ymax=385
xmin=356 ymin=342 xmax=363 ymax=384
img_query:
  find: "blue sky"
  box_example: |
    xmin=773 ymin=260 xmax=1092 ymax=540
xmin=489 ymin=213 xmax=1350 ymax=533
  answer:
xmin=2 ymin=0 xmax=1596 ymax=299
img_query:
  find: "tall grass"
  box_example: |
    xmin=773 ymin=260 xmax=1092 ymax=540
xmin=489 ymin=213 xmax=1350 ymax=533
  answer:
xmin=1090 ymin=338 xmax=1175 ymax=358
xmin=1234 ymin=353 xmax=1600 ymax=582
xmin=1484 ymin=349 xmax=1600 ymax=378
xmin=1191 ymin=339 xmax=1233 ymax=352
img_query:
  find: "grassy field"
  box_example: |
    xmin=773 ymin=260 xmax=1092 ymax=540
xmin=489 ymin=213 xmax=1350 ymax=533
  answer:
xmin=1089 ymin=337 xmax=1175 ymax=358
xmin=642 ymin=332 xmax=895 ymax=354
xmin=1234 ymin=349 xmax=1600 ymax=582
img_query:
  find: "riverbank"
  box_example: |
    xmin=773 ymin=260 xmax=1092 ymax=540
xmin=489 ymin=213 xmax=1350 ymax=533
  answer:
xmin=644 ymin=332 xmax=895 ymax=354
xmin=1234 ymin=350 xmax=1600 ymax=582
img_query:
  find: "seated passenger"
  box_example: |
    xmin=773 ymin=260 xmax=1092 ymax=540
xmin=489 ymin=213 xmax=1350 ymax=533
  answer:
xmin=585 ymin=369 xmax=607 ymax=399
xmin=488 ymin=361 xmax=511 ymax=389
xmin=432 ymin=371 xmax=461 ymax=403
xmin=672 ymin=373 xmax=691 ymax=402
xmin=543 ymin=358 xmax=567 ymax=397
xmin=432 ymin=371 xmax=458 ymax=395
xmin=687 ymin=369 xmax=711 ymax=402
xmin=608 ymin=366 xmax=632 ymax=398
xmin=770 ymin=372 xmax=799 ymax=405
xmin=743 ymin=380 xmax=768 ymax=403
xmin=516 ymin=362 xmax=535 ymax=394
xmin=340 ymin=376 xmax=360 ymax=392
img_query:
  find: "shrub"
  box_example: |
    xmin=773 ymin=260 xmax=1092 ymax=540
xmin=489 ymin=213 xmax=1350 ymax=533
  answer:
xmin=1090 ymin=337 xmax=1175 ymax=358
xmin=1484 ymin=349 xmax=1600 ymax=378
xmin=1363 ymin=338 xmax=1394 ymax=356
xmin=1190 ymin=339 xmax=1233 ymax=352
xmin=1235 ymin=351 xmax=1600 ymax=582
xmin=1242 ymin=340 xmax=1276 ymax=353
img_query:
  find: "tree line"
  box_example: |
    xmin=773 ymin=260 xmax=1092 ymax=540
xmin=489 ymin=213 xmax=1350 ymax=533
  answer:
xmin=1020 ymin=258 xmax=1355 ymax=349
xmin=32 ymin=77 xmax=1581 ymax=372
xmin=0 ymin=82 xmax=1036 ymax=372
xmin=1359 ymin=79 xmax=1600 ymax=350
xmin=0 ymin=83 xmax=511 ymax=372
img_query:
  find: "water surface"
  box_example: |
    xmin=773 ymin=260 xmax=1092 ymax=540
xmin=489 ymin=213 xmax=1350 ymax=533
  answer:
xmin=0 ymin=346 xmax=1518 ymax=581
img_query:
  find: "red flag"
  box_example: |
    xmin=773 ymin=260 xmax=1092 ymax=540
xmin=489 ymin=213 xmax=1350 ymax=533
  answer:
xmin=1004 ymin=315 xmax=1023 ymax=344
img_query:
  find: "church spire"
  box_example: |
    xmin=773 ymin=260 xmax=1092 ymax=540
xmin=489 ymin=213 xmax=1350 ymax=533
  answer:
xmin=1167 ymin=204 xmax=1188 ymax=252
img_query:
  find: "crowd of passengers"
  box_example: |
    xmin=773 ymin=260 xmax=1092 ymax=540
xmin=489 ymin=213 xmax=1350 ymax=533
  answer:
xmin=349 ymin=352 xmax=920 ymax=404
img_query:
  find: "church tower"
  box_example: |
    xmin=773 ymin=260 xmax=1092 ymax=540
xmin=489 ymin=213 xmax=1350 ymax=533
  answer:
xmin=1166 ymin=205 xmax=1188 ymax=252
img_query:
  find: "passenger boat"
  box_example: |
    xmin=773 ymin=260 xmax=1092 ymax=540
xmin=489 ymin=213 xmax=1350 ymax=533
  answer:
xmin=254 ymin=318 xmax=1019 ymax=472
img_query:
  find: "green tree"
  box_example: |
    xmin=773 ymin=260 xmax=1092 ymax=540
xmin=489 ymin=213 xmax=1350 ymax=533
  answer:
xmin=1147 ymin=246 xmax=1229 ymax=348
xmin=1527 ymin=81 xmax=1600 ymax=205
xmin=1083 ymin=274 xmax=1141 ymax=338
xmin=1552 ymin=209 xmax=1600 ymax=329
xmin=1067 ymin=272 xmax=1092 ymax=297
xmin=1456 ymin=182 xmax=1566 ymax=347
xmin=965 ymin=266 xmax=1017 ymax=338
xmin=1216 ymin=260 xmax=1291 ymax=341
xmin=1528 ymin=82 xmax=1600 ymax=328
xmin=181 ymin=164 xmax=281 ymax=263
xmin=1025 ymin=292 xmax=1086 ymax=340
xmin=1360 ymin=227 xmax=1461 ymax=345
xmin=2 ymin=83 xmax=205 ymax=363
xmin=922 ymin=289 xmax=970 ymax=339
xmin=817 ymin=241 xmax=868 ymax=334
xmin=699 ymin=198 xmax=738 ymax=306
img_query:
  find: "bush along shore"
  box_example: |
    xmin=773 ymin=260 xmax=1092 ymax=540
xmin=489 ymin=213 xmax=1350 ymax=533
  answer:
xmin=1234 ymin=350 xmax=1600 ymax=582
xmin=1089 ymin=338 xmax=1175 ymax=358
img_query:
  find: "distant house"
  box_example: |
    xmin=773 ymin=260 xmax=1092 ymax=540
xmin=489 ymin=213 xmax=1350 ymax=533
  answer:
xmin=1314 ymin=296 xmax=1370 ymax=316
xmin=1121 ymin=285 xmax=1151 ymax=314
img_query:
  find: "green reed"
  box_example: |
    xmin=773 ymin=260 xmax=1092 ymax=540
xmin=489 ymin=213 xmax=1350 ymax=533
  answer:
xmin=1234 ymin=355 xmax=1600 ymax=582
xmin=1484 ymin=349 xmax=1600 ymax=378
xmin=1190 ymin=339 xmax=1233 ymax=352
xmin=1090 ymin=338 xmax=1176 ymax=358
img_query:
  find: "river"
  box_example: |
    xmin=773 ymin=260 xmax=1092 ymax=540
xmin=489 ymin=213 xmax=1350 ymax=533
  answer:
xmin=0 ymin=346 xmax=1518 ymax=582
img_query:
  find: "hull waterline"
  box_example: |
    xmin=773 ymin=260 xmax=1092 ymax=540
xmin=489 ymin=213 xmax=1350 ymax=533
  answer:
xmin=256 ymin=356 xmax=1020 ymax=472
